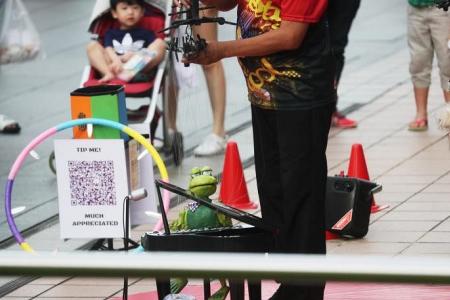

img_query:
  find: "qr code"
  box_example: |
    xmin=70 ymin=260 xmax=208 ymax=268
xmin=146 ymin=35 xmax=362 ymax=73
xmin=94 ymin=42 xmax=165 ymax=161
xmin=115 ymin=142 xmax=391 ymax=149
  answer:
xmin=68 ymin=160 xmax=116 ymax=206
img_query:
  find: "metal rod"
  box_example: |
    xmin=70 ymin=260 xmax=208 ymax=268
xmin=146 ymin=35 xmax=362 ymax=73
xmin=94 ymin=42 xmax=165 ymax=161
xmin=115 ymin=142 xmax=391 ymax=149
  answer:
xmin=2 ymin=251 xmax=450 ymax=285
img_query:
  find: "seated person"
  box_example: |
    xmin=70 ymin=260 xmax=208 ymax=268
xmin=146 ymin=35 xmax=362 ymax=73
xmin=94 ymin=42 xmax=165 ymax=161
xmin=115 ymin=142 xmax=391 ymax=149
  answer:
xmin=86 ymin=0 xmax=165 ymax=83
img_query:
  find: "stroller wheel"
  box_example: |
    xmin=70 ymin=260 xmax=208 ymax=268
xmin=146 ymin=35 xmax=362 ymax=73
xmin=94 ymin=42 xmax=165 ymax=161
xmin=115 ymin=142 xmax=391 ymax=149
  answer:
xmin=49 ymin=151 xmax=56 ymax=174
xmin=171 ymin=131 xmax=184 ymax=166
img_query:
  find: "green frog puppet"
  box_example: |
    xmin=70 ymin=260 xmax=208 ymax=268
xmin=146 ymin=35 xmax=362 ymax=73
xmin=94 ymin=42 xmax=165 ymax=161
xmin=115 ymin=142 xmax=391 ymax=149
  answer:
xmin=170 ymin=166 xmax=231 ymax=300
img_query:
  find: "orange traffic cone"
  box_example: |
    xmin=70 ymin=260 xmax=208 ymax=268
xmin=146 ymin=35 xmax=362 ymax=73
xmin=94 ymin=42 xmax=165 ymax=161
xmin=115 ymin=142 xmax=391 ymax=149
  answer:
xmin=219 ymin=141 xmax=258 ymax=209
xmin=347 ymin=144 xmax=388 ymax=213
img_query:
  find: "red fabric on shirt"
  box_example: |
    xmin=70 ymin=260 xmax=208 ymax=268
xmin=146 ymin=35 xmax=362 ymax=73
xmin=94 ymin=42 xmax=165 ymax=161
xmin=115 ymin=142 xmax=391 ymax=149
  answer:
xmin=243 ymin=0 xmax=328 ymax=23
xmin=280 ymin=0 xmax=328 ymax=23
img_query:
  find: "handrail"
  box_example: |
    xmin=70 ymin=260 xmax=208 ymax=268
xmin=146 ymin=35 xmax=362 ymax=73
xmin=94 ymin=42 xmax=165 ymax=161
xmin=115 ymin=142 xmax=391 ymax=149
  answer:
xmin=1 ymin=251 xmax=450 ymax=284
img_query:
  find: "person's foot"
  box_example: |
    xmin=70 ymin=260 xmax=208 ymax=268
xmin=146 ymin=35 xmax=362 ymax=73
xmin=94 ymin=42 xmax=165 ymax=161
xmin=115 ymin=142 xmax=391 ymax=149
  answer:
xmin=0 ymin=114 xmax=21 ymax=134
xmin=332 ymin=111 xmax=357 ymax=128
xmin=193 ymin=133 xmax=227 ymax=156
xmin=408 ymin=118 xmax=428 ymax=131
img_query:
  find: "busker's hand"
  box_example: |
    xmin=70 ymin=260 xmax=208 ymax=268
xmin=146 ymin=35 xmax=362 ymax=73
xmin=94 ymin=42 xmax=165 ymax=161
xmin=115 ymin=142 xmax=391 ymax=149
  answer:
xmin=182 ymin=41 xmax=223 ymax=65
xmin=173 ymin=0 xmax=191 ymax=7
xmin=173 ymin=0 xmax=216 ymax=8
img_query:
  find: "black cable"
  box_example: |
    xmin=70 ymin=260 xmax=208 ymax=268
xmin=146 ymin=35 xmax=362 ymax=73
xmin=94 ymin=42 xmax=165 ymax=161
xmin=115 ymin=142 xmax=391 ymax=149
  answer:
xmin=122 ymin=196 xmax=129 ymax=300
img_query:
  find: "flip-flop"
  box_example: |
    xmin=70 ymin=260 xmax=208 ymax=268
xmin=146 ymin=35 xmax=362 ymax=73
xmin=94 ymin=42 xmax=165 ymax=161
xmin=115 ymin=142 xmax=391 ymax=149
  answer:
xmin=408 ymin=118 xmax=428 ymax=132
xmin=0 ymin=114 xmax=21 ymax=134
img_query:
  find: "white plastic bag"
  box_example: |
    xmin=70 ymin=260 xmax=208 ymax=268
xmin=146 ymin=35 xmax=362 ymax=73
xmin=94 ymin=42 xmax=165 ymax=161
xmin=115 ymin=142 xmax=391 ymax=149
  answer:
xmin=0 ymin=0 xmax=41 ymax=64
xmin=173 ymin=51 xmax=199 ymax=89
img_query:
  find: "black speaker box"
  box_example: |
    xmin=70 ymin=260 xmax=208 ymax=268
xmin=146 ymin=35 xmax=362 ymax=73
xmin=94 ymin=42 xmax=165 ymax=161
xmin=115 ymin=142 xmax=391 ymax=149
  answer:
xmin=326 ymin=176 xmax=382 ymax=238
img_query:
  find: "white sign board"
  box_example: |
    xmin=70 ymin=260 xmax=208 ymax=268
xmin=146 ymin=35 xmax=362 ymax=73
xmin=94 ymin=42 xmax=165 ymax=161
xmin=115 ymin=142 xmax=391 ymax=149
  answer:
xmin=54 ymin=139 xmax=128 ymax=239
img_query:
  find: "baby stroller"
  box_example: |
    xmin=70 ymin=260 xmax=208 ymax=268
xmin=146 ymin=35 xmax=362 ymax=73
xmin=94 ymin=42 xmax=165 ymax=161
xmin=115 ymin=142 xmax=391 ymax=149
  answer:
xmin=82 ymin=0 xmax=183 ymax=166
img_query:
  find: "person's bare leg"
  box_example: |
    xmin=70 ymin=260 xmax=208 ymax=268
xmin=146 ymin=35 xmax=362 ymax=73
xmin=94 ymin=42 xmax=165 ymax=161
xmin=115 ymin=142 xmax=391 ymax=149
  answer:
xmin=413 ymin=86 xmax=429 ymax=120
xmin=86 ymin=41 xmax=114 ymax=82
xmin=444 ymin=89 xmax=450 ymax=103
xmin=202 ymin=61 xmax=226 ymax=137
xmin=166 ymin=68 xmax=179 ymax=132
xmin=195 ymin=9 xmax=226 ymax=138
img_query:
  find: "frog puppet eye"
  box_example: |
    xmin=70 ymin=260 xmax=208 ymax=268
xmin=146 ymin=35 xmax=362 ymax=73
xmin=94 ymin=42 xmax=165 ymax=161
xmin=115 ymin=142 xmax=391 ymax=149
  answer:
xmin=200 ymin=166 xmax=213 ymax=176
xmin=190 ymin=167 xmax=201 ymax=178
xmin=201 ymin=170 xmax=212 ymax=176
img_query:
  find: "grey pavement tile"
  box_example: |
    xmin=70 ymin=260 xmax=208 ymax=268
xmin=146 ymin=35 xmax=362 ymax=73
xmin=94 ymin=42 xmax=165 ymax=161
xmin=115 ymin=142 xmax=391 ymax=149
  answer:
xmin=326 ymin=145 xmax=353 ymax=153
xmin=62 ymin=277 xmax=125 ymax=286
xmin=131 ymin=278 xmax=158 ymax=287
xmin=379 ymin=183 xmax=428 ymax=194
xmin=432 ymin=219 xmax=450 ymax=231
xmin=31 ymin=277 xmax=69 ymax=285
xmin=369 ymin=221 xmax=440 ymax=232
xmin=5 ymin=284 xmax=54 ymax=297
xmin=376 ymin=175 xmax=439 ymax=184
xmin=422 ymin=184 xmax=450 ymax=193
xmin=418 ymin=232 xmax=450 ymax=243
xmin=39 ymin=284 xmax=121 ymax=297
xmin=364 ymin=230 xmax=424 ymax=243
xmin=369 ymin=210 xmax=391 ymax=223
xmin=114 ymin=284 xmax=156 ymax=296
xmin=243 ymin=168 xmax=256 ymax=181
xmin=436 ymin=175 xmax=450 ymax=183
xmin=384 ymin=164 xmax=450 ymax=176
xmin=328 ymin=241 xmax=409 ymax=255
xmin=379 ymin=211 xmax=450 ymax=221
xmin=409 ymin=193 xmax=450 ymax=202
xmin=395 ymin=202 xmax=450 ymax=212
xmin=402 ymin=243 xmax=450 ymax=255
xmin=363 ymin=146 xmax=418 ymax=160
xmin=373 ymin=192 xmax=413 ymax=203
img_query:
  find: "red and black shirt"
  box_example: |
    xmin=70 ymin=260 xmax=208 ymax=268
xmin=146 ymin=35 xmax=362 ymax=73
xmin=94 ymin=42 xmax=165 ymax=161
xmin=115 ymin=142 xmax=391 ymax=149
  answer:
xmin=237 ymin=0 xmax=336 ymax=110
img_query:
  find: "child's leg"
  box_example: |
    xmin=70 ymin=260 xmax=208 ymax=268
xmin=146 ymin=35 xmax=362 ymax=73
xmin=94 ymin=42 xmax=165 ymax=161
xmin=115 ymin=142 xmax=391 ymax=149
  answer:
xmin=86 ymin=41 xmax=114 ymax=82
xmin=142 ymin=38 xmax=166 ymax=73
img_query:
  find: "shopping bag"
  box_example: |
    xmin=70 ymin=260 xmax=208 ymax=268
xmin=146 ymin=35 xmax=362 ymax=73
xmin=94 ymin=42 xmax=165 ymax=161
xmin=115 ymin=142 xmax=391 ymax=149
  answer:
xmin=0 ymin=0 xmax=41 ymax=64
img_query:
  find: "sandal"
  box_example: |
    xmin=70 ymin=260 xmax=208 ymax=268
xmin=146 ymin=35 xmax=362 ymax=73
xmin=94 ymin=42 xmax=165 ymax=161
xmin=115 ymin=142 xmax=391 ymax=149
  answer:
xmin=0 ymin=114 xmax=21 ymax=134
xmin=408 ymin=118 xmax=428 ymax=132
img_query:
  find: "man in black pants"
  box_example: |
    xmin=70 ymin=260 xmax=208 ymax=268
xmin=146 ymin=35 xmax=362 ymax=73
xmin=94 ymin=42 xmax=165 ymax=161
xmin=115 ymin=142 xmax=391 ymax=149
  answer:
xmin=180 ymin=0 xmax=335 ymax=298
xmin=328 ymin=0 xmax=361 ymax=128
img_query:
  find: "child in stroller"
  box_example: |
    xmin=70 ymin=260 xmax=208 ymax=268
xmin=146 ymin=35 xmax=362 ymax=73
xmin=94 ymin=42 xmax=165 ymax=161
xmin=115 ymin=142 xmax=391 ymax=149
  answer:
xmin=86 ymin=0 xmax=166 ymax=83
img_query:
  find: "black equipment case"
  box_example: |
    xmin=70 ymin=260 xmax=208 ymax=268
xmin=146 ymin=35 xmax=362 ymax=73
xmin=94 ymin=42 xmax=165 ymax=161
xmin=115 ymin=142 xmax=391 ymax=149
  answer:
xmin=325 ymin=176 xmax=382 ymax=238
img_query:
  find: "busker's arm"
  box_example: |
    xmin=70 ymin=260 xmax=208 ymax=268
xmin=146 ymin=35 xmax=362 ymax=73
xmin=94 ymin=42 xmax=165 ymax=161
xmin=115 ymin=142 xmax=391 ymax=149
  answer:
xmin=183 ymin=20 xmax=309 ymax=65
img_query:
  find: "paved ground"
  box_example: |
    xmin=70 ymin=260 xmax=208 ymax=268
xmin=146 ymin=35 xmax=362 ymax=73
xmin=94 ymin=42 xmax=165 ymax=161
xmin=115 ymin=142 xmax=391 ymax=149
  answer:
xmin=1 ymin=0 xmax=450 ymax=299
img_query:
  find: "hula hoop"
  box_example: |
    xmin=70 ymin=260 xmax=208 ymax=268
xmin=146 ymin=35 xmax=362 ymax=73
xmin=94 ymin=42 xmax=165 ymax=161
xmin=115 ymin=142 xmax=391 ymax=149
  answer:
xmin=5 ymin=118 xmax=171 ymax=252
